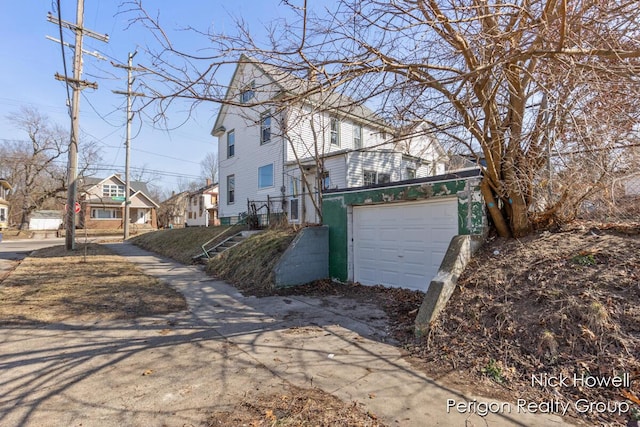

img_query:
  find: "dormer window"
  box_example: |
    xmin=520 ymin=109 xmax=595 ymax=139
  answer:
xmin=240 ymin=81 xmax=255 ymax=104
xmin=102 ymin=184 xmax=125 ymax=198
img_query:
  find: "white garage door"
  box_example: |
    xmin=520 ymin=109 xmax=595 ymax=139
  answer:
xmin=353 ymin=198 xmax=459 ymax=291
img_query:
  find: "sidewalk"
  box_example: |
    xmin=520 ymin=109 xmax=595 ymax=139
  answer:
xmin=0 ymin=242 xmax=570 ymax=426
xmin=107 ymin=242 xmax=569 ymax=427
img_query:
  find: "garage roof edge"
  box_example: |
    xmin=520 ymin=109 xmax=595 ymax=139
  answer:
xmin=323 ymin=168 xmax=482 ymax=195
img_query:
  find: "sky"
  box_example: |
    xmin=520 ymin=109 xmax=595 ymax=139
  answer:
xmin=0 ymin=1 xmax=301 ymax=194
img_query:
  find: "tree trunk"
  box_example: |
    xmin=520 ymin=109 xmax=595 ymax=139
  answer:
xmin=480 ymin=178 xmax=511 ymax=238
xmin=508 ymin=192 xmax=532 ymax=237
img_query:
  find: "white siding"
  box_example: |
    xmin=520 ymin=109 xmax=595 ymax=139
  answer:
xmin=215 ymin=61 xmax=447 ymax=222
xmin=284 ymin=106 xmax=393 ymax=163
xmin=323 ymin=156 xmax=347 ymax=190
xmin=218 ymin=63 xmax=286 ymax=219
xmin=346 ymin=151 xmax=403 ymax=187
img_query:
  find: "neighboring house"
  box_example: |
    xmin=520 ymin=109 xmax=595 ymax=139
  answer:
xmin=185 ymin=181 xmax=220 ymax=227
xmin=29 ymin=210 xmax=63 ymax=231
xmin=0 ymin=179 xmax=11 ymax=230
xmin=158 ymin=191 xmax=188 ymax=228
xmin=79 ymin=174 xmax=159 ymax=230
xmin=211 ymin=55 xmax=448 ymax=225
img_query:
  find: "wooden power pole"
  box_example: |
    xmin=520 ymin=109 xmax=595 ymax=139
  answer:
xmin=48 ymin=0 xmax=108 ymax=250
xmin=113 ymin=52 xmax=144 ymax=240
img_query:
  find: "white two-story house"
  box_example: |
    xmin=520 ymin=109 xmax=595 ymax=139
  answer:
xmin=185 ymin=180 xmax=219 ymax=227
xmin=212 ymin=55 xmax=447 ymax=225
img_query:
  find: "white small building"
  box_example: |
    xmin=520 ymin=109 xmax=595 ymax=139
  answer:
xmin=28 ymin=210 xmax=64 ymax=231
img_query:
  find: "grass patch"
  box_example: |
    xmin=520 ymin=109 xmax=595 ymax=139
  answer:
xmin=0 ymin=243 xmax=187 ymax=324
xmin=130 ymin=225 xmax=240 ymax=264
xmin=206 ymin=229 xmax=297 ymax=295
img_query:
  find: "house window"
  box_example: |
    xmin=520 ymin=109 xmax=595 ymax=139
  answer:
xmin=363 ymin=170 xmax=390 ymax=185
xmin=353 ymin=123 xmax=362 ymax=149
xmin=363 ymin=170 xmax=376 ymax=186
xmin=0 ymin=207 xmax=6 ymax=222
xmin=240 ymin=81 xmax=255 ymax=103
xmin=260 ymin=112 xmax=271 ymax=144
xmin=227 ymin=130 xmax=235 ymax=158
xmin=258 ymin=164 xmax=274 ymax=189
xmin=406 ymin=168 xmax=416 ymax=180
xmin=289 ymin=176 xmax=299 ymax=197
xmin=330 ymin=117 xmax=340 ymax=146
xmin=289 ymin=198 xmax=299 ymax=222
xmin=102 ymin=184 xmax=125 ymax=198
xmin=91 ymin=208 xmax=122 ymax=219
xmin=227 ymin=175 xmax=235 ymax=204
xmin=321 ymin=171 xmax=330 ymax=190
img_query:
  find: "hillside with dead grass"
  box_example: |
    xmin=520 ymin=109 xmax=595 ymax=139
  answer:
xmin=408 ymin=225 xmax=640 ymax=426
xmin=130 ymin=225 xmax=240 ymax=264
xmin=206 ymin=229 xmax=297 ymax=294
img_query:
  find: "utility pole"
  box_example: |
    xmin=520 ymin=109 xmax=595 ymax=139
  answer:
xmin=113 ymin=52 xmax=144 ymax=240
xmin=47 ymin=2 xmax=108 ymax=250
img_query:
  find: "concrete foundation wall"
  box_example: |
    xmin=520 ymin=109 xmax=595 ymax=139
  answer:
xmin=274 ymin=226 xmax=329 ymax=287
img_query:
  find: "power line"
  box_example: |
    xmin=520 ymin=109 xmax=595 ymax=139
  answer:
xmin=0 ymin=154 xmax=201 ymax=180
xmin=53 ymin=0 xmax=72 ymax=118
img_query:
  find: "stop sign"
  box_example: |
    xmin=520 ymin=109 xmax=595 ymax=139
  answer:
xmin=65 ymin=202 xmax=81 ymax=213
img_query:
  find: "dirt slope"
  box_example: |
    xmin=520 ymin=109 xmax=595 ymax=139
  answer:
xmin=408 ymin=224 xmax=640 ymax=426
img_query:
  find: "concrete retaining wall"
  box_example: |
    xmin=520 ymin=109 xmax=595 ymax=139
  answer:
xmin=414 ymin=234 xmax=484 ymax=336
xmin=274 ymin=226 xmax=329 ymax=288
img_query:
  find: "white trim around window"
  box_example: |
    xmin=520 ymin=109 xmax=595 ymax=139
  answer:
xmin=330 ymin=116 xmax=340 ymax=146
xmin=258 ymin=164 xmax=274 ymax=189
xmin=227 ymin=174 xmax=235 ymax=204
xmin=91 ymin=208 xmax=122 ymax=219
xmin=260 ymin=112 xmax=271 ymax=144
xmin=227 ymin=130 xmax=235 ymax=158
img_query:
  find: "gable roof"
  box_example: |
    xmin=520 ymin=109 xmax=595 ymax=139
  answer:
xmin=161 ymin=190 xmax=189 ymax=205
xmin=81 ymin=174 xmax=159 ymax=207
xmin=212 ymin=55 xmax=393 ymax=136
xmin=82 ymin=175 xmax=151 ymax=195
xmin=189 ymin=183 xmax=218 ymax=197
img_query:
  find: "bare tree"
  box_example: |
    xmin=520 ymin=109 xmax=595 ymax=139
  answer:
xmin=1 ymin=107 xmax=101 ymax=229
xmin=122 ymin=0 xmax=640 ymax=237
xmin=200 ymin=152 xmax=218 ymax=184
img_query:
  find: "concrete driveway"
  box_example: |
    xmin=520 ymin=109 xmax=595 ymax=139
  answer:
xmin=0 ymin=242 xmax=570 ymax=427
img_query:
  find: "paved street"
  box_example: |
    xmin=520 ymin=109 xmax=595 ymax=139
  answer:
xmin=0 ymin=237 xmax=68 ymax=277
